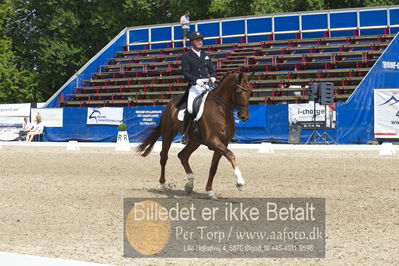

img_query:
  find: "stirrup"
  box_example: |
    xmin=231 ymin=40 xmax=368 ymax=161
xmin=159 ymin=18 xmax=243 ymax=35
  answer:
xmin=231 ymin=137 xmax=240 ymax=143
xmin=181 ymin=134 xmax=188 ymax=144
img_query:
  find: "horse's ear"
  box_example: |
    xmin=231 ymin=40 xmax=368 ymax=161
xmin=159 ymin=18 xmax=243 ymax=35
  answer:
xmin=248 ymin=72 xmax=255 ymax=80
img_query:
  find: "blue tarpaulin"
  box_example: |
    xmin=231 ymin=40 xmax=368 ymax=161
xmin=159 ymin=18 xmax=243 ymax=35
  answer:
xmin=337 ymin=32 xmax=399 ymax=143
xmin=43 ymin=104 xmax=334 ymax=144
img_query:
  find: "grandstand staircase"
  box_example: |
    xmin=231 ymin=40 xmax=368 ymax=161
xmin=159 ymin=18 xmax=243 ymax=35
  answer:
xmin=60 ymin=34 xmax=394 ymax=107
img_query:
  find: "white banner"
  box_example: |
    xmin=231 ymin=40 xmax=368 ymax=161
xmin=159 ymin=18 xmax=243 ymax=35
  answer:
xmin=87 ymin=107 xmax=123 ymax=125
xmin=0 ymin=103 xmax=31 ymax=117
xmin=31 ymin=108 xmax=63 ymax=127
xmin=36 ymin=102 xmax=46 ymax=108
xmin=0 ymin=103 xmax=31 ymax=141
xmin=374 ymin=89 xmax=399 ymax=138
xmin=288 ymin=102 xmax=336 ymax=129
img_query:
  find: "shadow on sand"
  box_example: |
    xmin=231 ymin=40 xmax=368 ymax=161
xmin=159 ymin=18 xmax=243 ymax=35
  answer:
xmin=147 ymin=187 xmax=231 ymax=200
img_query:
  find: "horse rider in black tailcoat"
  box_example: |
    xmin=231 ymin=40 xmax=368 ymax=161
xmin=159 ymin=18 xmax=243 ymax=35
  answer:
xmin=180 ymin=31 xmax=216 ymax=144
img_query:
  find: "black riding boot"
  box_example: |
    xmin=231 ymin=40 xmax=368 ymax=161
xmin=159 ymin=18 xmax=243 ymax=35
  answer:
xmin=181 ymin=112 xmax=193 ymax=144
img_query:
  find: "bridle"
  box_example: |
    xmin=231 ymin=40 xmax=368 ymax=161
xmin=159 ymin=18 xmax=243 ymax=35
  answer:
xmin=235 ymin=84 xmax=251 ymax=109
xmin=209 ymin=76 xmax=252 ymax=114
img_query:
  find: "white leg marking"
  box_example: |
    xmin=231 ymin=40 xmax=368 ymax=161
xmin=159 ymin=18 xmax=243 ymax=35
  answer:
xmin=234 ymin=167 xmax=245 ymax=186
xmin=207 ymin=190 xmax=218 ymax=200
xmin=185 ymin=173 xmax=195 ymax=194
xmin=186 ymin=173 xmax=195 ymax=180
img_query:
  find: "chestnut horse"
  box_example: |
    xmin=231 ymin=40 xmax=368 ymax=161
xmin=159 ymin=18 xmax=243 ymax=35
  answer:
xmin=137 ymin=71 xmax=254 ymax=199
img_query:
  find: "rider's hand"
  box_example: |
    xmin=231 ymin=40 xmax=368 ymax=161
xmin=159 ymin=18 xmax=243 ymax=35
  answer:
xmin=196 ymin=79 xmax=205 ymax=86
xmin=210 ymin=77 xmax=216 ymax=83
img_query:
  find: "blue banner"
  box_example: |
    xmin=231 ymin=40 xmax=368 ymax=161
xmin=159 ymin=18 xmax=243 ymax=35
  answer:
xmin=337 ymin=33 xmax=399 ymax=143
xmin=43 ymin=104 xmax=336 ymax=143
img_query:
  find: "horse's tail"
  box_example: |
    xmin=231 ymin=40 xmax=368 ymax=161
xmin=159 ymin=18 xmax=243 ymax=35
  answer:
xmin=136 ymin=124 xmax=161 ymax=157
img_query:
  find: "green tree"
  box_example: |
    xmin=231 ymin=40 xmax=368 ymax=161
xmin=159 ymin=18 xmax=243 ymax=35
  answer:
xmin=209 ymin=0 xmax=254 ymax=18
xmin=250 ymin=0 xmax=325 ymax=14
xmin=7 ymin=0 xmax=91 ymax=101
xmin=0 ymin=0 xmax=36 ymax=103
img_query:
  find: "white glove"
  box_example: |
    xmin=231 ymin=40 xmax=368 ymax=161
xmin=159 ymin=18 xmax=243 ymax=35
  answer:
xmin=196 ymin=79 xmax=207 ymax=86
xmin=210 ymin=77 xmax=216 ymax=83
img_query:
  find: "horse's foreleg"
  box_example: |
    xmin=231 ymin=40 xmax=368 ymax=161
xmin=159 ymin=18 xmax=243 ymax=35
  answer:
xmin=224 ymin=148 xmax=245 ymax=190
xmin=177 ymin=138 xmax=200 ymax=193
xmin=209 ymin=142 xmax=245 ymax=191
xmin=206 ymin=151 xmax=222 ymax=199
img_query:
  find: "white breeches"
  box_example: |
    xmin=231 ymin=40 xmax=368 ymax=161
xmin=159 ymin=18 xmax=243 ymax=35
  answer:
xmin=187 ymin=84 xmax=209 ymax=114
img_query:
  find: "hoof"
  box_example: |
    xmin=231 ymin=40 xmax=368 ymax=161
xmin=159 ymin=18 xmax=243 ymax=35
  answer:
xmin=236 ymin=183 xmax=245 ymax=191
xmin=184 ymin=182 xmax=194 ymax=194
xmin=207 ymin=190 xmax=218 ymax=200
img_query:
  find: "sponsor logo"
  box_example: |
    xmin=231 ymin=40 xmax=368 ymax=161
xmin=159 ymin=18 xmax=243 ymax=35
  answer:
xmin=87 ymin=107 xmax=123 ymax=125
xmin=382 ymin=61 xmax=399 ymax=70
xmin=88 ymin=109 xmax=102 ymax=123
xmin=0 ymin=107 xmax=21 ymax=113
xmin=379 ymin=96 xmax=399 ymax=106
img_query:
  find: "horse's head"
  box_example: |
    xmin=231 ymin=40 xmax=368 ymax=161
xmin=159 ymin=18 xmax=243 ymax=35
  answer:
xmin=234 ymin=72 xmax=254 ymax=122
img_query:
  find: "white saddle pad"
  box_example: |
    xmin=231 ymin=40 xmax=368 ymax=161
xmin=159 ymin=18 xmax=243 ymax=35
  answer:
xmin=178 ymin=91 xmax=209 ymax=122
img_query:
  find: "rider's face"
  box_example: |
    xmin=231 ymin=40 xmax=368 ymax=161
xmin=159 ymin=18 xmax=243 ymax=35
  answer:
xmin=192 ymin=38 xmax=203 ymax=50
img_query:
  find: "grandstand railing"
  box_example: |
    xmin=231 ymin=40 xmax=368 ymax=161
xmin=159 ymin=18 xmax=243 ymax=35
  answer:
xmin=127 ymin=6 xmax=399 ymax=50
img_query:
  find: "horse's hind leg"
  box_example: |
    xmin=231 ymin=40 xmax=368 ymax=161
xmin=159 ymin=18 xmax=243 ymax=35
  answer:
xmin=159 ymin=133 xmax=176 ymax=189
xmin=177 ymin=138 xmax=200 ymax=194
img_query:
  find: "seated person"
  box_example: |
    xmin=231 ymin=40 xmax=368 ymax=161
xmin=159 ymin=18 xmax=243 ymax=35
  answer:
xmin=26 ymin=114 xmax=44 ymax=142
xmin=19 ymin=117 xmax=33 ymax=141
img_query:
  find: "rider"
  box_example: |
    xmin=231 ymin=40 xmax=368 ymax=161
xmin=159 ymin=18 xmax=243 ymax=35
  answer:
xmin=180 ymin=31 xmax=216 ymax=144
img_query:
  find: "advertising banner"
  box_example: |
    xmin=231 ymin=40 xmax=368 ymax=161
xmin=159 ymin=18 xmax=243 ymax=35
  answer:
xmin=87 ymin=107 xmax=123 ymax=125
xmin=0 ymin=103 xmax=31 ymax=141
xmin=288 ymin=103 xmax=336 ymax=129
xmin=31 ymin=108 xmax=63 ymax=127
xmin=374 ymin=89 xmax=399 ymax=139
xmin=0 ymin=103 xmax=30 ymax=117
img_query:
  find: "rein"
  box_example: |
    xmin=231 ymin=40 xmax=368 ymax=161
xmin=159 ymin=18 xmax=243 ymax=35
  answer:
xmin=209 ymin=90 xmax=235 ymax=112
xmin=208 ymin=74 xmax=251 ymax=113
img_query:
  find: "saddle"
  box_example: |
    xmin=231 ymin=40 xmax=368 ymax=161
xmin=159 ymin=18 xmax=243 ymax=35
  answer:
xmin=175 ymin=87 xmax=189 ymax=110
xmin=176 ymin=80 xmax=216 ymax=114
xmin=177 ymin=91 xmax=208 ymax=143
xmin=176 ymin=91 xmax=206 ymax=115
xmin=176 ymin=81 xmax=216 ymax=143
xmin=176 ymin=91 xmax=208 ymax=120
